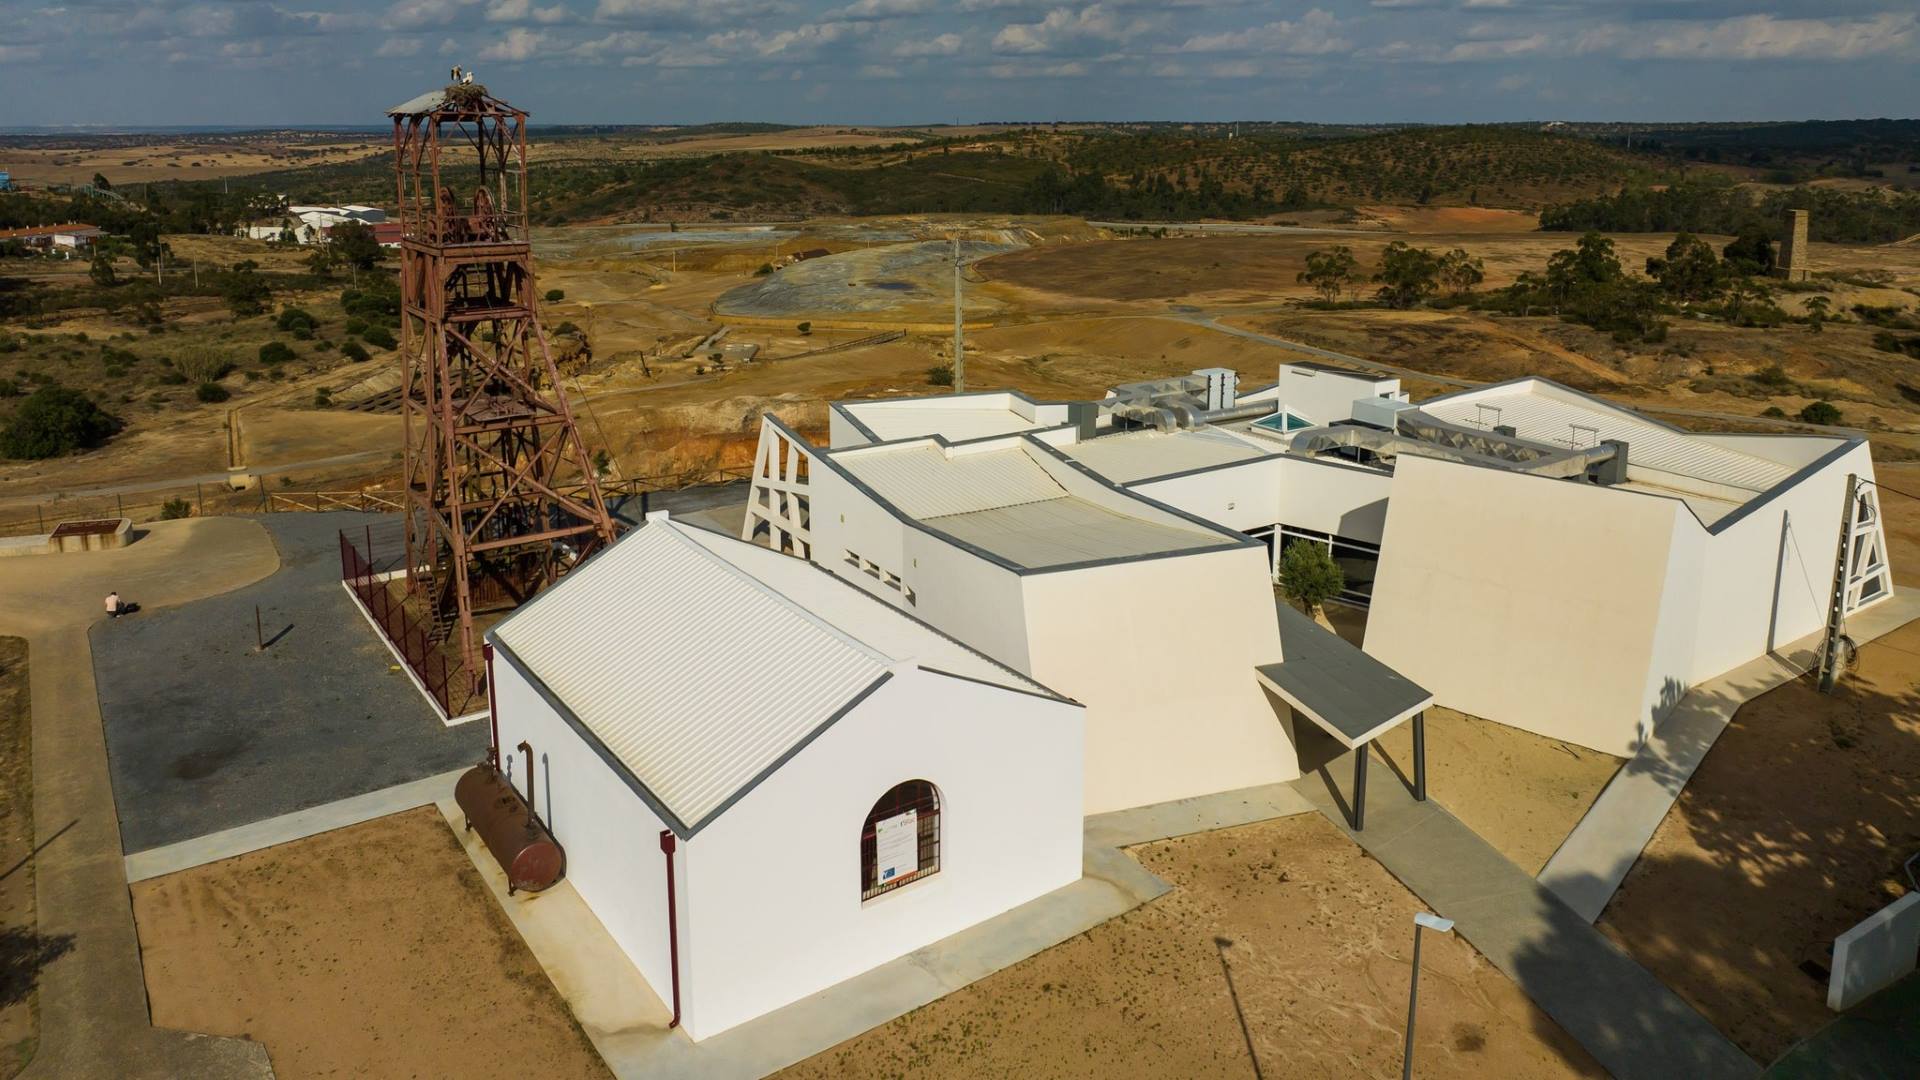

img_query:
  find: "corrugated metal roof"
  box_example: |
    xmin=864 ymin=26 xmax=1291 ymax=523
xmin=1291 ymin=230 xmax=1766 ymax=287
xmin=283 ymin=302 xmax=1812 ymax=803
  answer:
xmin=387 ymin=90 xmax=448 ymax=116
xmin=676 ymin=525 xmax=1062 ymax=698
xmin=928 ymin=497 xmax=1233 ymax=568
xmin=1421 ymin=380 xmax=1790 ymax=493
xmin=837 ymin=443 xmax=1066 ymax=518
xmin=1064 ymin=427 xmax=1270 ymax=484
xmin=844 ymin=402 xmax=1048 ymax=443
xmin=491 ymin=522 xmax=892 ymax=833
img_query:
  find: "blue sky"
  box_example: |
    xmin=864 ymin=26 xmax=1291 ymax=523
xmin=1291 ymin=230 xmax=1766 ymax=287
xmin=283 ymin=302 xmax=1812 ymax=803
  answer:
xmin=2 ymin=1 xmax=1916 ymax=127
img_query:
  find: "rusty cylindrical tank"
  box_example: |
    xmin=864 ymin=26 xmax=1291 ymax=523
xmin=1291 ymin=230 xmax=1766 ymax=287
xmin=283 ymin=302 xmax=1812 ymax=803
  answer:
xmin=455 ymin=764 xmax=564 ymax=894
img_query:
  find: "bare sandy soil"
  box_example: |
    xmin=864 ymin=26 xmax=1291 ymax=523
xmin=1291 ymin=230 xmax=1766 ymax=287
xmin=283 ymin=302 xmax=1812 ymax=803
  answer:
xmin=0 ymin=637 xmax=41 ymax=1080
xmin=0 ymin=140 xmax=385 ymax=186
xmin=1598 ymin=618 xmax=1920 ymax=1063
xmin=132 ymin=807 xmax=608 ymax=1080
xmin=778 ymin=812 xmax=1602 ymax=1080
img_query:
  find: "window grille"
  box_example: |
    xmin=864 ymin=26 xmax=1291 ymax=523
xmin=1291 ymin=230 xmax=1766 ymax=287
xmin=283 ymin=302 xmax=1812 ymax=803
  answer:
xmin=860 ymin=780 xmax=941 ymax=901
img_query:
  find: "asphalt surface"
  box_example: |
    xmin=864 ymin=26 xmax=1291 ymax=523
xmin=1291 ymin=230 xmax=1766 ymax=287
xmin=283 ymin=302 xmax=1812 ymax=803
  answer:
xmin=93 ymin=511 xmax=486 ymax=853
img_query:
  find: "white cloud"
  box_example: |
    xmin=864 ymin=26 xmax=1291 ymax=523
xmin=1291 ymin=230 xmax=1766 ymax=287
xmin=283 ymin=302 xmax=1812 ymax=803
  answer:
xmin=707 ymin=19 xmax=868 ymax=58
xmin=987 ymin=59 xmax=1088 ymax=77
xmin=487 ymin=0 xmax=570 ymax=23
xmin=892 ymin=31 xmax=962 ymax=57
xmin=993 ymin=4 xmax=1154 ymax=55
xmin=1600 ymin=13 xmax=1917 ymax=61
xmin=0 ymin=43 xmax=43 ymax=62
xmin=832 ymin=0 xmax=934 ymax=20
xmin=478 ymin=25 xmax=546 ymax=60
xmin=376 ymin=36 xmax=425 ymax=57
xmin=1178 ymin=9 xmax=1348 ymax=55
xmin=388 ymin=0 xmax=482 ymax=30
xmin=857 ymin=63 xmax=902 ymax=77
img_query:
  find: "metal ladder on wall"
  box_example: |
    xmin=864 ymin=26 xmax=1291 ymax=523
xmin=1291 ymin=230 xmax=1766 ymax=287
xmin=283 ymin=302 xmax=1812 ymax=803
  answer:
xmin=1817 ymin=474 xmax=1891 ymax=691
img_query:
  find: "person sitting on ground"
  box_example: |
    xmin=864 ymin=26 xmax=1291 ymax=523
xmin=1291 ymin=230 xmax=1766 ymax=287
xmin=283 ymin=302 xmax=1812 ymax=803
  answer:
xmin=105 ymin=590 xmax=122 ymax=619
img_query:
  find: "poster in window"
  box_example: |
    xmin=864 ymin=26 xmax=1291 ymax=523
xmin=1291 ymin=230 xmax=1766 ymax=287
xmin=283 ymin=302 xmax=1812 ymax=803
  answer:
xmin=874 ymin=809 xmax=918 ymax=885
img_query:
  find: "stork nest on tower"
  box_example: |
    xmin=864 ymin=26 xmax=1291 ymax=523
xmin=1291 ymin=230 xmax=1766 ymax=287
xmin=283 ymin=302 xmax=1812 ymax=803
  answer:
xmin=444 ymin=81 xmax=490 ymax=109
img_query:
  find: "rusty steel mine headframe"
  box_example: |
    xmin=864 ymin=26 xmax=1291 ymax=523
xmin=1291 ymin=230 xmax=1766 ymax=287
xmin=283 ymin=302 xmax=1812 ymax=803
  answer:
xmin=389 ymin=82 xmax=617 ymax=698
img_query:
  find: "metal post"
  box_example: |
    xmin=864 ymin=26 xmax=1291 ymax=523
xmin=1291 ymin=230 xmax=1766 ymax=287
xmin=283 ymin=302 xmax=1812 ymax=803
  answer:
xmin=1412 ymin=712 xmax=1427 ymax=802
xmin=484 ymin=643 xmax=500 ymax=771
xmin=255 ymin=605 xmax=264 ymax=651
xmin=660 ymin=829 xmax=682 ymax=1029
xmin=196 ymin=482 xmax=204 ymax=516
xmin=952 ymin=236 xmax=964 ymax=394
xmin=1353 ymin=742 xmax=1369 ymax=831
xmin=37 ymin=505 xmax=44 ymax=533
xmin=1402 ymin=922 xmax=1423 ymax=1080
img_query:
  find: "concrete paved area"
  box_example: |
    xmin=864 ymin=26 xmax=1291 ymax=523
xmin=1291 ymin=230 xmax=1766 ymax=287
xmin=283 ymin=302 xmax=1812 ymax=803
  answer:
xmin=1540 ymin=588 xmax=1920 ymax=923
xmin=1763 ymin=969 xmax=1920 ymax=1079
xmin=1293 ymin=760 xmax=1758 ymax=1080
xmin=125 ymin=767 xmax=469 ymax=883
xmin=0 ymin=517 xmax=280 ymax=1079
xmin=94 ymin=511 xmax=485 ymax=853
xmin=444 ymin=780 xmax=1316 ymax=1080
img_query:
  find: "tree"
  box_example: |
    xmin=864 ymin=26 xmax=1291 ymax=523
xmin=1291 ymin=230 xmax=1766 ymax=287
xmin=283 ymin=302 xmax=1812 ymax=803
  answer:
xmin=1804 ymin=295 xmax=1831 ymax=334
xmin=1278 ymin=540 xmax=1344 ymax=616
xmin=1645 ymin=232 xmax=1723 ymax=303
xmin=1722 ymin=228 xmax=1775 ymax=276
xmin=91 ymin=172 xmax=112 ymax=191
xmin=1298 ymin=245 xmax=1359 ymax=304
xmin=1799 ymin=400 xmax=1841 ymax=425
xmin=127 ymin=220 xmax=163 ymax=269
xmin=1544 ymin=231 xmax=1622 ymax=306
xmin=328 ymin=220 xmax=382 ymax=272
xmin=1 ymin=386 xmax=119 ymax=459
xmin=1722 ymin=277 xmax=1774 ymax=325
xmin=1437 ymin=248 xmax=1484 ymax=294
xmin=1372 ymin=241 xmax=1441 ymax=310
xmin=89 ymin=254 xmax=117 ymax=287
xmin=220 ymin=266 xmax=271 ymax=318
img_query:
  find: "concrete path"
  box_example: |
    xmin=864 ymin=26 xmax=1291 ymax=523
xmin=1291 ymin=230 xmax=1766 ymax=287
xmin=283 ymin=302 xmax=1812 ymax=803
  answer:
xmin=125 ymin=767 xmax=469 ymax=883
xmin=442 ymin=781 xmax=1315 ymax=1080
xmin=1540 ymin=587 xmax=1920 ymax=923
xmin=1293 ymin=764 xmax=1757 ymax=1080
xmin=0 ymin=517 xmax=283 ymax=1079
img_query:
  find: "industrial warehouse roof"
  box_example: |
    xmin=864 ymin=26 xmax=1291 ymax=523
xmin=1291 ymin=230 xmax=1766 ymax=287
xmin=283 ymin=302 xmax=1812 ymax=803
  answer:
xmin=1257 ymin=602 xmax=1433 ymax=749
xmin=488 ymin=519 xmax=1063 ymax=836
xmin=1063 ymin=427 xmax=1273 ymax=484
xmin=834 ymin=391 xmax=1066 ymax=444
xmin=1420 ymin=379 xmax=1792 ymax=495
xmin=830 ymin=439 xmax=1242 ymax=570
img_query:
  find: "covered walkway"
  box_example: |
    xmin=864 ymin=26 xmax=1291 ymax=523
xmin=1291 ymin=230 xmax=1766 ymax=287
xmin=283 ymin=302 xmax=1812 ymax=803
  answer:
xmin=1258 ymin=600 xmax=1432 ymax=830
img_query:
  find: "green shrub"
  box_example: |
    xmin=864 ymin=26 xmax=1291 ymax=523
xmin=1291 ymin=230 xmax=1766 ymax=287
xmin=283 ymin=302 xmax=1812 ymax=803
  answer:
xmin=926 ymin=365 xmax=954 ymax=387
xmin=362 ymin=325 xmax=397 ymax=350
xmin=195 ymin=382 xmax=231 ymax=403
xmin=796 ymin=321 xmax=812 ymax=335
xmin=159 ymin=371 xmax=188 ymax=385
xmin=1 ymin=386 xmax=119 ymax=459
xmin=0 ymin=378 xmax=19 ymax=398
xmin=341 ymin=341 xmax=370 ymax=362
xmin=554 ymin=321 xmax=580 ymax=335
xmin=344 ymin=316 xmax=368 ymax=337
xmin=544 ymin=289 xmax=565 ymax=302
xmin=290 ymin=324 xmax=313 ymax=341
xmin=314 ymin=340 xmax=334 ymax=352
xmin=259 ymin=342 xmax=296 ymax=365
xmin=1761 ymin=406 xmax=1786 ymax=418
xmin=1799 ymin=401 xmax=1842 ymax=425
xmin=313 ymin=388 xmax=332 ymax=408
xmin=159 ymin=498 xmax=192 ymax=520
xmin=275 ymin=308 xmax=317 ymax=333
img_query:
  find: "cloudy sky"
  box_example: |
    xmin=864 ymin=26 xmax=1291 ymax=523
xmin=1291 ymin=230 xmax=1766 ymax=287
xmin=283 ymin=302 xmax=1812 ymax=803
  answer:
xmin=3 ymin=1 xmax=1916 ymax=127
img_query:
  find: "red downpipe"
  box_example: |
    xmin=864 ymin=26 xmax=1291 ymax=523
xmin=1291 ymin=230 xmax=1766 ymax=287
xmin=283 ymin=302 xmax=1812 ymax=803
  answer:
xmin=518 ymin=740 xmax=535 ymax=817
xmin=484 ymin=643 xmax=500 ymax=771
xmin=660 ymin=829 xmax=682 ymax=1029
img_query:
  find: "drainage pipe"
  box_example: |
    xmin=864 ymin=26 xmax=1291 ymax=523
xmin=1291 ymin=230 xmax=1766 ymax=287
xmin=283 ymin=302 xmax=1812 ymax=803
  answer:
xmin=517 ymin=740 xmax=534 ymax=819
xmin=484 ymin=643 xmax=500 ymax=771
xmin=659 ymin=829 xmax=682 ymax=1029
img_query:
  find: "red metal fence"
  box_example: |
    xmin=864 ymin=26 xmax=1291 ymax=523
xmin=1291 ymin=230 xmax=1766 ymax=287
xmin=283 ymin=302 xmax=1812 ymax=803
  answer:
xmin=339 ymin=528 xmax=469 ymax=718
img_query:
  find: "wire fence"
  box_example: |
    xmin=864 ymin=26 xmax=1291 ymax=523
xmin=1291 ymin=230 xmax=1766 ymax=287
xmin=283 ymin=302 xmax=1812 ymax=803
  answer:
xmin=339 ymin=526 xmax=477 ymax=720
xmin=0 ymin=464 xmax=754 ymax=540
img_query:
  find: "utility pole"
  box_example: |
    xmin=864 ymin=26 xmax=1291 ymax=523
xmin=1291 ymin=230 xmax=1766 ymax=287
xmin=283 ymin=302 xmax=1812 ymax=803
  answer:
xmin=952 ymin=236 xmax=965 ymax=393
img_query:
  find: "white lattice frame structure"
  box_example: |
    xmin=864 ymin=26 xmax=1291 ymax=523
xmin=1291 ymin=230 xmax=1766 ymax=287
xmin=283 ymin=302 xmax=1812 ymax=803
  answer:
xmin=743 ymin=417 xmax=814 ymax=557
xmin=1843 ymin=481 xmax=1892 ymax=616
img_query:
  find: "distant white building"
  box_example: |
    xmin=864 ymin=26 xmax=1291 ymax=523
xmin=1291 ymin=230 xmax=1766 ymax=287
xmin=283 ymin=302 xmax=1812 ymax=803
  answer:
xmin=240 ymin=204 xmax=387 ymax=245
xmin=485 ymin=517 xmax=1083 ymax=1041
xmin=0 ymin=223 xmax=102 ymax=253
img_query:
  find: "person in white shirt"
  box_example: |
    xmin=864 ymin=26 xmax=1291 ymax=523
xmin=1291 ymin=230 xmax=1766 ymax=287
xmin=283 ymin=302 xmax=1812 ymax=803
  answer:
xmin=105 ymin=591 xmax=122 ymax=619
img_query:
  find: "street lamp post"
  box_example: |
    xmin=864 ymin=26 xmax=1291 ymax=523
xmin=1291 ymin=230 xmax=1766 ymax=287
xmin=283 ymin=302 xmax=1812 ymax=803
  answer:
xmin=1402 ymin=911 xmax=1455 ymax=1080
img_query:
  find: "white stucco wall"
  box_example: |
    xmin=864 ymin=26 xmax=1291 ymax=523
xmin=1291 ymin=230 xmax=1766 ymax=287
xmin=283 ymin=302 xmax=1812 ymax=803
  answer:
xmin=1018 ymin=544 xmax=1298 ymax=812
xmin=1685 ymin=441 xmax=1870 ymax=683
xmin=1128 ymin=457 xmax=1286 ymax=534
xmin=1275 ymin=364 xmax=1399 ymax=426
xmin=679 ymin=668 xmax=1083 ymax=1039
xmin=490 ymin=655 xmax=681 ymax=1013
xmin=1364 ymin=456 xmax=1688 ymax=756
xmin=829 ymin=406 xmax=875 ymax=448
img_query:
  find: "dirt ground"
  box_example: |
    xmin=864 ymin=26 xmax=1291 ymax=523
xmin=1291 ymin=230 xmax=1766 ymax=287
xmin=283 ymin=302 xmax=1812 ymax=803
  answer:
xmin=131 ymin=807 xmax=608 ymax=1080
xmin=778 ymin=813 xmax=1602 ymax=1080
xmin=1598 ymin=618 xmax=1920 ymax=1064
xmin=0 ymin=637 xmax=45 ymax=1080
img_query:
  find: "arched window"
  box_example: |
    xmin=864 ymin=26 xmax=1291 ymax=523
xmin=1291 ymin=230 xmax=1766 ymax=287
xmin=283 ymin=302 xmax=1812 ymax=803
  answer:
xmin=860 ymin=780 xmax=940 ymax=901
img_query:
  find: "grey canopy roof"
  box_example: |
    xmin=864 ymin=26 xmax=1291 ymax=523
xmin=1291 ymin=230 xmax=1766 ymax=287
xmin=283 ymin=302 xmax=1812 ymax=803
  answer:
xmin=1257 ymin=601 xmax=1432 ymax=748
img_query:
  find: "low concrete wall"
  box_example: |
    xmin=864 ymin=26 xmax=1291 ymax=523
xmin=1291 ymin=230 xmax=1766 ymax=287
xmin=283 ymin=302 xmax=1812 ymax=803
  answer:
xmin=1829 ymin=892 xmax=1920 ymax=1011
xmin=50 ymin=517 xmax=132 ymax=553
